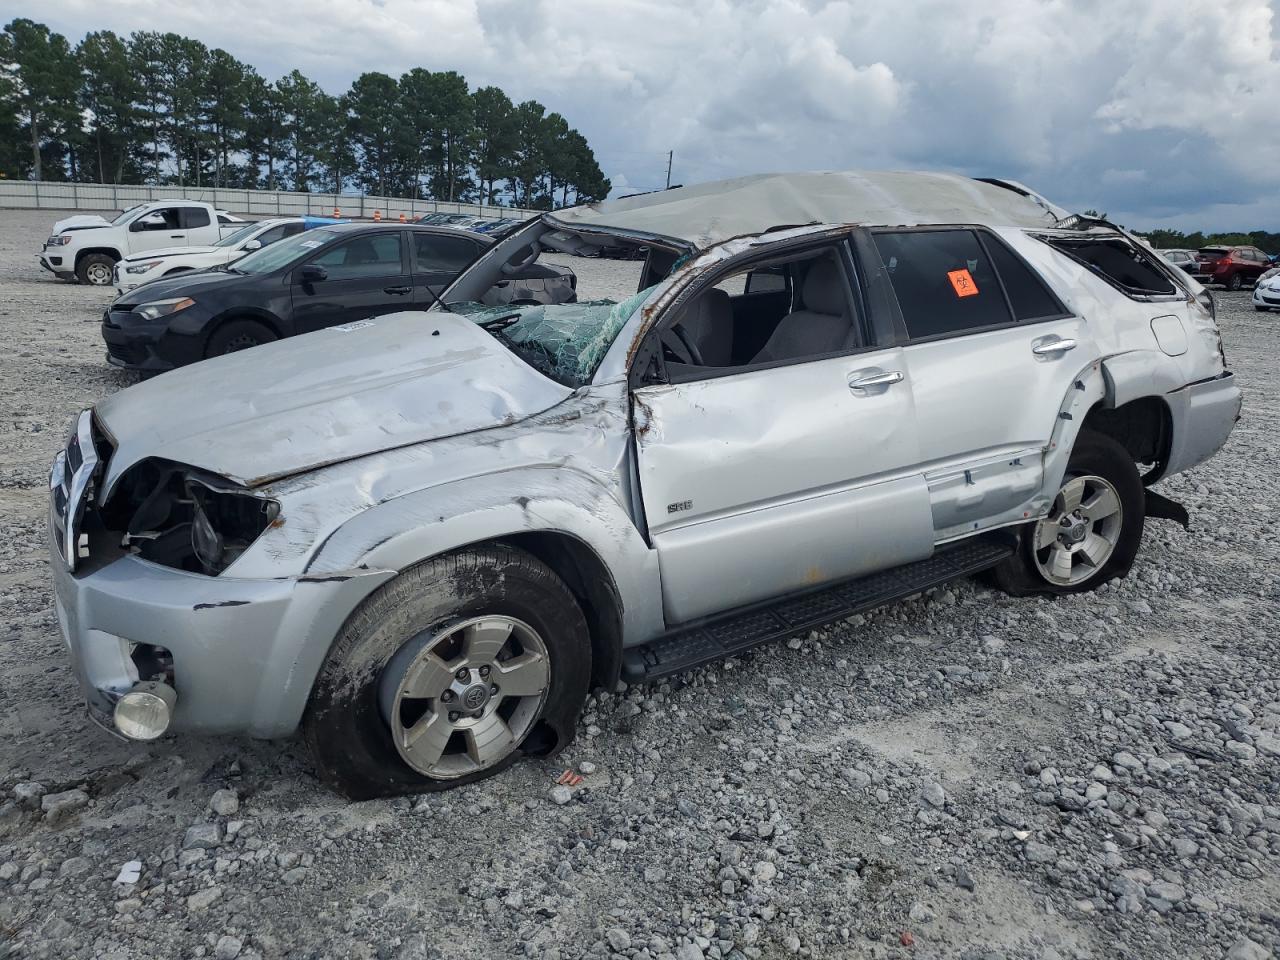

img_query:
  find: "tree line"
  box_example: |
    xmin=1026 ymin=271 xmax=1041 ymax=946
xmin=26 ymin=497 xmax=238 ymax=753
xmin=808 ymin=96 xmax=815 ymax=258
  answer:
xmin=0 ymin=18 xmax=611 ymax=209
xmin=1144 ymin=228 xmax=1280 ymax=256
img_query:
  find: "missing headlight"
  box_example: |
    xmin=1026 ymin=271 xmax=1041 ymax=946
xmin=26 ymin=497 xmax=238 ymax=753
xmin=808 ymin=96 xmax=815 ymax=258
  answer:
xmin=101 ymin=460 xmax=279 ymax=575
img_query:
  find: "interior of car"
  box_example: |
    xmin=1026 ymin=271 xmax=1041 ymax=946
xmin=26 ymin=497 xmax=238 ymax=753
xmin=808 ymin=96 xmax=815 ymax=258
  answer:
xmin=658 ymin=248 xmax=858 ymax=374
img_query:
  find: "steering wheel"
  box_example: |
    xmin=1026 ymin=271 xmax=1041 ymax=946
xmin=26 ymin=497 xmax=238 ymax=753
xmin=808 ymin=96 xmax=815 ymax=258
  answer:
xmin=500 ymin=241 xmax=542 ymax=277
xmin=662 ymin=325 xmax=704 ymax=366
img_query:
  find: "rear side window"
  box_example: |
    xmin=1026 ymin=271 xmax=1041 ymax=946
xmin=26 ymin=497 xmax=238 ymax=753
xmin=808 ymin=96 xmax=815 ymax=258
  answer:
xmin=181 ymin=207 xmax=211 ymax=229
xmin=1043 ymin=236 xmax=1176 ymax=297
xmin=983 ymin=235 xmax=1067 ymax=321
xmin=874 ymin=229 xmax=1011 ymax=339
xmin=413 ymin=233 xmax=480 ymax=273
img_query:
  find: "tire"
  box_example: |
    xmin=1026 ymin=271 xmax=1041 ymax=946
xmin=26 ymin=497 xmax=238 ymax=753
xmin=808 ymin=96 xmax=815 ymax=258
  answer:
xmin=204 ymin=318 xmax=277 ymax=358
xmin=76 ymin=253 xmax=116 ymax=286
xmin=1227 ymin=273 xmax=1243 ymax=291
xmin=991 ymin=431 xmax=1145 ymax=597
xmin=1257 ymin=306 xmax=1270 ymax=313
xmin=303 ymin=545 xmax=591 ymax=800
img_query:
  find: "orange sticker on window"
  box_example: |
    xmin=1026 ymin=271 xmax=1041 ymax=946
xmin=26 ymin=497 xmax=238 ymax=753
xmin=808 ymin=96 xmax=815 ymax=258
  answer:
xmin=948 ymin=269 xmax=979 ymax=297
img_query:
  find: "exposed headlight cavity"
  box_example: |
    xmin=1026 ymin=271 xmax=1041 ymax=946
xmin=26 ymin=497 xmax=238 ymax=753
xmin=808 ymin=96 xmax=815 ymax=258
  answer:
xmin=100 ymin=460 xmax=278 ymax=575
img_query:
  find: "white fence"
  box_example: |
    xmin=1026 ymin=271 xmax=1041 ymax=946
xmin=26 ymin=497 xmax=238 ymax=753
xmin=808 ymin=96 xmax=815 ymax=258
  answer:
xmin=0 ymin=179 xmax=538 ymax=221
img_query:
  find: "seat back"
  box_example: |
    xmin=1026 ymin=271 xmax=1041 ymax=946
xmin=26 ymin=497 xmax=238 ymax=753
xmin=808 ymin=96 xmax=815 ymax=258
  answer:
xmin=751 ymin=256 xmax=851 ymax=364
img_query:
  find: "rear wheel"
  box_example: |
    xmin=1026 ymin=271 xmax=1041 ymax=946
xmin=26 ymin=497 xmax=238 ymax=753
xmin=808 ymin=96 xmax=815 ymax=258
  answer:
xmin=204 ymin=318 xmax=277 ymax=358
xmin=1227 ymin=273 xmax=1244 ymax=291
xmin=76 ymin=253 xmax=115 ymax=286
xmin=304 ymin=545 xmax=591 ymax=799
xmin=992 ymin=431 xmax=1145 ymax=596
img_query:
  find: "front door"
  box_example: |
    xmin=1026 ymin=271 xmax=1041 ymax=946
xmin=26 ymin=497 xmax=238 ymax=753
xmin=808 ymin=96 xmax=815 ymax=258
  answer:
xmin=632 ymin=241 xmax=934 ymax=624
xmin=291 ymin=231 xmax=409 ymax=333
xmin=128 ymin=206 xmax=188 ymax=252
xmin=870 ymin=227 xmax=1099 ymax=537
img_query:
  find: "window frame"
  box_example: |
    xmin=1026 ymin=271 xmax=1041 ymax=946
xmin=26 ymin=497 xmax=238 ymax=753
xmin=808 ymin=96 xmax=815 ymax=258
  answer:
xmin=869 ymin=224 xmax=1074 ymax=347
xmin=1038 ymin=231 xmax=1187 ymax=304
xmin=630 ymin=231 xmax=877 ymax=388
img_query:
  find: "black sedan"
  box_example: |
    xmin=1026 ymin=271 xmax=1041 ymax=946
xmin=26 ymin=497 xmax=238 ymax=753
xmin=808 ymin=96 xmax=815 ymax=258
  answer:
xmin=102 ymin=223 xmax=576 ymax=373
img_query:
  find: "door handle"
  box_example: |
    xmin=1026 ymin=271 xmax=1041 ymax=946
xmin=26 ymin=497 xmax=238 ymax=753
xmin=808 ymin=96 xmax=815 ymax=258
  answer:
xmin=384 ymin=285 xmax=412 ymax=295
xmin=1032 ymin=337 xmax=1077 ymax=356
xmin=847 ymin=370 xmax=904 ymax=392
xmin=169 ymin=234 xmax=184 ymax=238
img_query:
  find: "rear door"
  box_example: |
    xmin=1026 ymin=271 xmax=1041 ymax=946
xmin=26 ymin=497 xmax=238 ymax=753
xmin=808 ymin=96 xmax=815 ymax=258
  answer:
xmin=410 ymin=231 xmax=485 ymax=306
xmin=180 ymin=206 xmax=219 ymax=244
xmin=291 ymin=230 xmax=409 ymax=333
xmin=870 ymin=227 xmax=1098 ymax=539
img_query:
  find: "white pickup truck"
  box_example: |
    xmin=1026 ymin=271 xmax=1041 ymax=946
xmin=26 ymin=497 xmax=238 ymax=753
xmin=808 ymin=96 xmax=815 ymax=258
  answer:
xmin=39 ymin=200 xmax=245 ymax=286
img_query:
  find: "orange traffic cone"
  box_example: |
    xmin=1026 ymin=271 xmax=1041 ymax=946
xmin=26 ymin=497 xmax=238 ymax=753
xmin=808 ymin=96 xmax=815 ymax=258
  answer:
xmin=333 ymin=207 xmax=341 ymax=218
xmin=399 ymin=212 xmax=406 ymax=223
xmin=373 ymin=210 xmax=382 ymax=222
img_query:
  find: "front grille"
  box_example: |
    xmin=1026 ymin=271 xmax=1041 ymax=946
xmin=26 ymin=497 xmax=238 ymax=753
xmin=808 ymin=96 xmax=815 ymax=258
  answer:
xmin=106 ymin=341 xmax=147 ymax=365
xmin=1264 ymin=295 xmax=1280 ymax=305
xmin=50 ymin=411 xmax=102 ymax=570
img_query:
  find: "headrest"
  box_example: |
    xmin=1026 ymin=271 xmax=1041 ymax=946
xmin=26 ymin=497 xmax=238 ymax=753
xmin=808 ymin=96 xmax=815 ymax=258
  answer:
xmin=801 ymin=257 xmax=846 ymax=315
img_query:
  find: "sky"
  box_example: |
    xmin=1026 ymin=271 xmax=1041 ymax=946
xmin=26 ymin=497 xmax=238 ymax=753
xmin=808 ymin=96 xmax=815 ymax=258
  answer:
xmin=7 ymin=0 xmax=1280 ymax=233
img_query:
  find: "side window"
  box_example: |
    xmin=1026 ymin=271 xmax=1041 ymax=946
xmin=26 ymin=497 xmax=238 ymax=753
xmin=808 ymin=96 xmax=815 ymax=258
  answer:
xmin=181 ymin=207 xmax=211 ymax=229
xmin=660 ymin=245 xmax=858 ymax=375
xmin=255 ymin=225 xmax=289 ymax=247
xmin=136 ymin=208 xmax=182 ymax=231
xmin=874 ymin=230 xmax=1011 ymax=340
xmin=982 ymin=234 xmax=1068 ymax=321
xmin=745 ymin=266 xmax=787 ymax=294
xmin=1042 ymin=235 xmax=1177 ymax=297
xmin=414 ymin=233 xmax=480 ymax=273
xmin=313 ymin=233 xmax=404 ymax=279
xmin=282 ymin=222 xmax=305 ymax=238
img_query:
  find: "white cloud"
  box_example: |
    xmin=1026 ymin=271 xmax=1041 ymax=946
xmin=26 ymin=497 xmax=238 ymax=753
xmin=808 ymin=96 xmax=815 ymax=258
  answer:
xmin=18 ymin=0 xmax=1280 ymax=229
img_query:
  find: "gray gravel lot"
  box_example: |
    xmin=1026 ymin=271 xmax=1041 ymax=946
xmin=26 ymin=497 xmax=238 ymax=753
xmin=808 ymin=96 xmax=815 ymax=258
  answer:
xmin=0 ymin=208 xmax=1277 ymax=960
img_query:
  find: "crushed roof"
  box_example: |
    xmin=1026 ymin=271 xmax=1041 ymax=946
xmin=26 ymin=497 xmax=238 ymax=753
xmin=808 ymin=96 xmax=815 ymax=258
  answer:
xmin=546 ymin=170 xmax=1071 ymax=250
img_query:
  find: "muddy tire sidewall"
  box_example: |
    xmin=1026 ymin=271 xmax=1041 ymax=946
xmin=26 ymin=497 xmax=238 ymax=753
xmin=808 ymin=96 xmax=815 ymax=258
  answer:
xmin=303 ymin=545 xmax=591 ymax=800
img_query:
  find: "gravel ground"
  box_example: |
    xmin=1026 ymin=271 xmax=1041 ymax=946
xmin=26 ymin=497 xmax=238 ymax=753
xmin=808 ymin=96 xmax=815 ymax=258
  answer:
xmin=0 ymin=207 xmax=1277 ymax=960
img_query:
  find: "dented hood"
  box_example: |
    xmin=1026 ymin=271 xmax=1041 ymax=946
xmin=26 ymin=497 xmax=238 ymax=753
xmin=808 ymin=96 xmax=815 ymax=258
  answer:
xmin=94 ymin=311 xmax=573 ymax=492
xmin=53 ymin=214 xmax=113 ymax=233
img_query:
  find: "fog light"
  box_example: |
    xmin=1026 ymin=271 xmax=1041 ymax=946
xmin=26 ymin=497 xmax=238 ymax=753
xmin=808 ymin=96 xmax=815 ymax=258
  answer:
xmin=113 ymin=681 xmax=177 ymax=740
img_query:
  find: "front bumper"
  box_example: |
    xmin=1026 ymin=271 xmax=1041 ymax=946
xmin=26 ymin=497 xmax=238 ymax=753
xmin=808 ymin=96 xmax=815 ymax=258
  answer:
xmin=1163 ymin=372 xmax=1241 ymax=477
xmin=39 ymin=252 xmax=74 ymax=280
xmin=1253 ymin=287 xmax=1280 ymax=307
xmin=100 ymin=305 xmax=210 ymax=372
xmin=47 ymin=520 xmax=393 ymax=738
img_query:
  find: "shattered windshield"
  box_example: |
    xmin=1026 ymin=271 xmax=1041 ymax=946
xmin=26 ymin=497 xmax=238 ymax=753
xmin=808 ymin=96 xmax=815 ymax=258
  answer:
xmin=454 ymin=285 xmax=656 ymax=387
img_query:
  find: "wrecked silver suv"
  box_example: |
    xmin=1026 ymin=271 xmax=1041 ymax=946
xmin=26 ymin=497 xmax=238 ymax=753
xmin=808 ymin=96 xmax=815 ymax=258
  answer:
xmin=50 ymin=171 xmax=1240 ymax=798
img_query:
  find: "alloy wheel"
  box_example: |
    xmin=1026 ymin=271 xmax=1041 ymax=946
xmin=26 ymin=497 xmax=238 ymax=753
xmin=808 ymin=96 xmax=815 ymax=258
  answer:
xmin=1032 ymin=474 xmax=1124 ymax=587
xmin=378 ymin=616 xmax=550 ymax=779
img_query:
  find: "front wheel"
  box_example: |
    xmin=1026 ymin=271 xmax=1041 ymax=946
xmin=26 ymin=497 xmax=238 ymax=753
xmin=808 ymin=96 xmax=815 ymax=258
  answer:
xmin=204 ymin=318 xmax=277 ymax=358
xmin=992 ymin=431 xmax=1145 ymax=596
xmin=304 ymin=545 xmax=591 ymax=799
xmin=76 ymin=253 xmax=116 ymax=286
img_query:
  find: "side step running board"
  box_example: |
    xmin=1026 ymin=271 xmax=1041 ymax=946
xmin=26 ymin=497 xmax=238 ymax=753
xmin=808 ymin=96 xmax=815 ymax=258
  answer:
xmin=621 ymin=534 xmax=1016 ymax=683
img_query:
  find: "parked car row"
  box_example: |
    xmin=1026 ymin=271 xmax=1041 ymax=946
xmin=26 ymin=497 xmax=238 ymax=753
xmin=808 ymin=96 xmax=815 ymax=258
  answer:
xmin=47 ymin=170 xmax=1240 ymax=799
xmin=40 ymin=200 xmax=245 ymax=285
xmin=1158 ymin=244 xmax=1277 ymax=290
xmin=100 ymin=223 xmax=577 ymax=372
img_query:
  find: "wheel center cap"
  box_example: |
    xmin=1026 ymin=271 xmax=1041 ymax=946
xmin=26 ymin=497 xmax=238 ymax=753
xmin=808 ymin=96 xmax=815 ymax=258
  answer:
xmin=460 ymin=683 xmax=490 ymax=711
xmin=1061 ymin=516 xmax=1088 ymax=544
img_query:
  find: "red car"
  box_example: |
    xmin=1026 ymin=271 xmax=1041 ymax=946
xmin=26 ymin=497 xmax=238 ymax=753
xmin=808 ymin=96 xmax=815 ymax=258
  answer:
xmin=1194 ymin=245 xmax=1272 ymax=290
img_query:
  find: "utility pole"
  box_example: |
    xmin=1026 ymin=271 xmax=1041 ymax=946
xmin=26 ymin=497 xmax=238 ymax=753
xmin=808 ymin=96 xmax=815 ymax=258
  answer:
xmin=665 ymin=150 xmax=673 ymax=189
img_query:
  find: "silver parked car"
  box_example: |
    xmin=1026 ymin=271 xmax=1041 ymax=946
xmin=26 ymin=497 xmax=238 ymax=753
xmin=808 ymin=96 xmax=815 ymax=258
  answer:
xmin=49 ymin=171 xmax=1240 ymax=798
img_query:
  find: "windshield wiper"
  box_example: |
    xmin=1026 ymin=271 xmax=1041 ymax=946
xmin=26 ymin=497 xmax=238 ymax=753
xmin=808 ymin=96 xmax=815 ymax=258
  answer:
xmin=477 ymin=313 xmax=521 ymax=332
